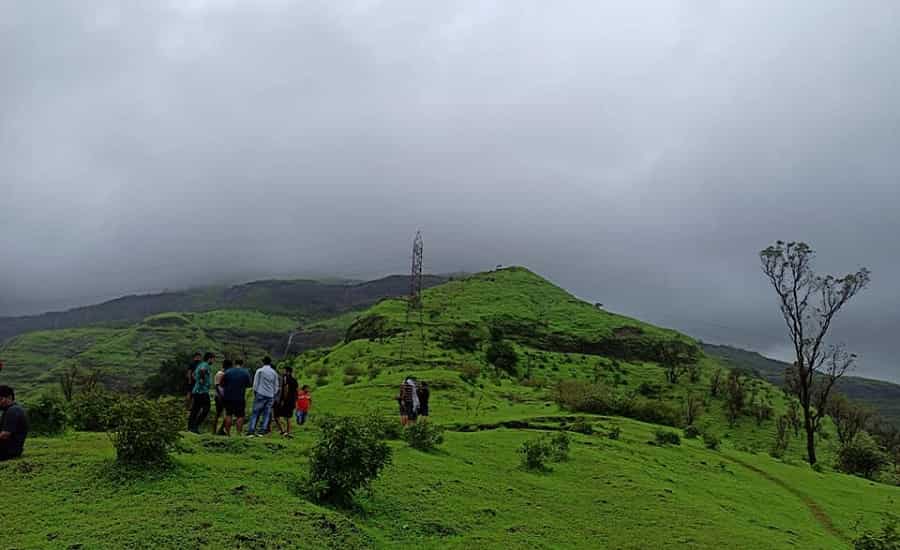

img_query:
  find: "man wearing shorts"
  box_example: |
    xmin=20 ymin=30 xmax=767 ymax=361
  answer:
xmin=221 ymin=359 xmax=252 ymax=436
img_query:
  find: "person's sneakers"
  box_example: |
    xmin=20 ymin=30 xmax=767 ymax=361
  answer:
xmin=254 ymin=433 xmax=265 ymax=438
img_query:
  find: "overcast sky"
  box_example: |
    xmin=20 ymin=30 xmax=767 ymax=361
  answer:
xmin=2 ymin=1 xmax=899 ymax=382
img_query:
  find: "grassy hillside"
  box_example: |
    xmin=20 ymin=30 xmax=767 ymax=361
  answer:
xmin=0 ymin=275 xmax=447 ymax=343
xmin=0 ymin=310 xmax=299 ymax=399
xmin=4 ymin=267 xmax=897 ymax=549
xmin=703 ymin=343 xmax=900 ymax=426
xmin=7 ymin=420 xmax=896 ymax=549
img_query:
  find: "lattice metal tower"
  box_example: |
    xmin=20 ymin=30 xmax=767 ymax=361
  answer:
xmin=401 ymin=230 xmax=425 ymax=360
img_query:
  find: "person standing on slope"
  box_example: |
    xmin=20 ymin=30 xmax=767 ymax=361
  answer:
xmin=221 ymin=359 xmax=252 ymax=436
xmin=417 ymin=381 xmax=430 ymax=421
xmin=0 ymin=385 xmax=28 ymax=461
xmin=273 ymin=366 xmax=298 ymax=437
xmin=185 ymin=352 xmax=201 ymax=410
xmin=399 ymin=377 xmax=419 ymax=426
xmin=210 ymin=359 xmax=231 ymax=435
xmin=187 ymin=352 xmax=215 ymax=433
xmin=247 ymin=357 xmax=279 ymax=437
xmin=295 ymin=385 xmax=312 ymax=426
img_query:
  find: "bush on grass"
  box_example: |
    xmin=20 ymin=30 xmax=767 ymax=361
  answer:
xmin=703 ymin=432 xmax=721 ymax=451
xmin=308 ymin=415 xmax=392 ymax=505
xmin=405 ymin=421 xmax=445 ymax=451
xmin=654 ymin=429 xmax=681 ymax=446
xmin=683 ymin=425 xmax=701 ymax=439
xmin=569 ymin=418 xmax=594 ymax=435
xmin=25 ymin=393 xmax=68 ymax=435
xmin=108 ymin=396 xmax=182 ymax=466
xmin=519 ymin=432 xmax=570 ymax=471
xmin=855 ymin=515 xmax=900 ymax=550
xmin=838 ymin=433 xmax=890 ymax=480
xmin=69 ymin=389 xmax=120 ymax=432
xmin=607 ymin=426 xmax=622 ymax=440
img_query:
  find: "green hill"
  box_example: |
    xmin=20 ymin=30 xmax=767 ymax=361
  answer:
xmin=703 ymin=343 xmax=900 ymax=426
xmin=0 ymin=274 xmax=447 ymax=343
xmin=4 ymin=267 xmax=898 ymax=549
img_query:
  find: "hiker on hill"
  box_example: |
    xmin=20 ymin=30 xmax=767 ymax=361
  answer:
xmin=185 ymin=352 xmax=201 ymax=410
xmin=295 ymin=385 xmax=312 ymax=426
xmin=187 ymin=352 xmax=215 ymax=433
xmin=221 ymin=359 xmax=252 ymax=436
xmin=273 ymin=366 xmax=298 ymax=437
xmin=0 ymin=385 xmax=28 ymax=461
xmin=417 ymin=381 xmax=430 ymax=421
xmin=247 ymin=357 xmax=279 ymax=437
xmin=210 ymin=359 xmax=231 ymax=435
xmin=399 ymin=377 xmax=419 ymax=426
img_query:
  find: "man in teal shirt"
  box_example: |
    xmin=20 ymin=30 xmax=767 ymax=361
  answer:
xmin=187 ymin=352 xmax=215 ymax=433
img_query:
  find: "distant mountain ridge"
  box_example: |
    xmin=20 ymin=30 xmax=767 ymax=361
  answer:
xmin=0 ymin=275 xmax=448 ymax=343
xmin=702 ymin=343 xmax=900 ymax=426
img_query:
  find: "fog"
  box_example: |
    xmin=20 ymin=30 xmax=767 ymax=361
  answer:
xmin=2 ymin=1 xmax=899 ymax=381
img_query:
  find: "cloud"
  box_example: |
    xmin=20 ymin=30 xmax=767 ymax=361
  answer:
xmin=2 ymin=1 xmax=899 ymax=381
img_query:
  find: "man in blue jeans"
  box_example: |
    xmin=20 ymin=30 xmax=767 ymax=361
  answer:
xmin=246 ymin=357 xmax=280 ymax=437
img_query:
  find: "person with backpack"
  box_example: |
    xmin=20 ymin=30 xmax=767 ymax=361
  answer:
xmin=0 ymin=385 xmax=28 ymax=461
xmin=185 ymin=352 xmax=201 ymax=410
xmin=187 ymin=352 xmax=215 ymax=433
xmin=273 ymin=366 xmax=298 ymax=437
xmin=246 ymin=357 xmax=279 ymax=437
xmin=399 ymin=377 xmax=419 ymax=426
xmin=210 ymin=359 xmax=231 ymax=435
xmin=295 ymin=385 xmax=312 ymax=426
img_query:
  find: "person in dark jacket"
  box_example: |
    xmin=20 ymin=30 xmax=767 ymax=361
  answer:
xmin=417 ymin=381 xmax=430 ymax=420
xmin=0 ymin=385 xmax=28 ymax=461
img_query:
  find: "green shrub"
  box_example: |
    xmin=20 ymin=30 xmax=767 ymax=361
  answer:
xmin=366 ymin=413 xmax=403 ymax=440
xmin=344 ymin=364 xmax=364 ymax=377
xmin=520 ymin=437 xmax=552 ymax=471
xmin=549 ymin=432 xmax=570 ymax=461
xmin=838 ymin=433 xmax=889 ymax=479
xmin=447 ymin=323 xmax=482 ymax=352
xmin=570 ymin=418 xmax=594 ymax=435
xmin=519 ymin=432 xmax=569 ymax=470
xmin=343 ymin=375 xmax=358 ymax=386
xmin=703 ymin=432 xmax=721 ymax=451
xmin=855 ymin=515 xmax=900 ymax=550
xmin=654 ymin=429 xmax=681 ymax=446
xmin=486 ymin=339 xmax=518 ymax=376
xmin=108 ymin=397 xmax=182 ymax=466
xmin=405 ymin=421 xmax=445 ymax=451
xmin=69 ymin=389 xmax=120 ymax=432
xmin=459 ymin=363 xmax=482 ymax=385
xmin=25 ymin=393 xmax=68 ymax=436
xmin=683 ymin=425 xmax=701 ymax=439
xmin=607 ymin=426 xmax=622 ymax=440
xmin=626 ymin=397 xmax=683 ymax=428
xmin=637 ymin=382 xmax=662 ymax=399
xmin=308 ymin=415 xmax=392 ymax=505
xmin=553 ymin=380 xmax=617 ymax=415
xmin=315 ymin=376 xmax=330 ymax=387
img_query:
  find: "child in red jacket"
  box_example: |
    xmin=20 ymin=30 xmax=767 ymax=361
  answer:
xmin=295 ymin=385 xmax=312 ymax=426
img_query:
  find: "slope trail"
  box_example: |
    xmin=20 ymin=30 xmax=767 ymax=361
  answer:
xmin=722 ymin=453 xmax=848 ymax=543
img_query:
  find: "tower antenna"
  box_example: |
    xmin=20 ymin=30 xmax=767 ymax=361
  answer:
xmin=400 ymin=230 xmax=425 ymax=361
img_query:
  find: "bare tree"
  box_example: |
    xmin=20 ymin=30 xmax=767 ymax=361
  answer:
xmin=826 ymin=393 xmax=873 ymax=447
xmin=683 ymin=392 xmax=704 ymax=426
xmin=760 ymin=241 xmax=870 ymax=464
xmin=59 ymin=365 xmax=79 ymax=402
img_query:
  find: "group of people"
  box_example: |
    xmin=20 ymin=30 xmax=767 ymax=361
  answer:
xmin=398 ymin=376 xmax=430 ymax=426
xmin=0 ymin=358 xmax=434 ymax=462
xmin=185 ymin=353 xmax=312 ymax=438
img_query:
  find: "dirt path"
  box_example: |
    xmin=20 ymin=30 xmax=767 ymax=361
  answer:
xmin=722 ymin=453 xmax=849 ymax=544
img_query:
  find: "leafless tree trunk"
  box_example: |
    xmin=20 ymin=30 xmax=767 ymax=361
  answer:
xmin=760 ymin=241 xmax=870 ymax=464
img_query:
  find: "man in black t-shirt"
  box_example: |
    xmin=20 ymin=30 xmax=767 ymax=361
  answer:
xmin=0 ymin=385 xmax=28 ymax=460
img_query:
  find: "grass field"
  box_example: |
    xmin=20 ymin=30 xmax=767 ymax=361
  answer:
xmin=4 ymin=267 xmax=897 ymax=549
